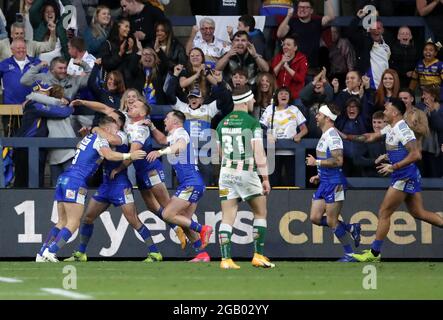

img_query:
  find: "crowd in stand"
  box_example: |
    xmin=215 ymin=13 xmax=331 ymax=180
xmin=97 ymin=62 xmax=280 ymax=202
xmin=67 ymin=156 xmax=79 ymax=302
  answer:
xmin=0 ymin=0 xmax=442 ymax=189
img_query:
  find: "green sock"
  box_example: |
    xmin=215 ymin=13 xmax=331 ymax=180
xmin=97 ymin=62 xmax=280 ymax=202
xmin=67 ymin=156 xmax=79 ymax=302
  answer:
xmin=253 ymin=219 xmax=267 ymax=255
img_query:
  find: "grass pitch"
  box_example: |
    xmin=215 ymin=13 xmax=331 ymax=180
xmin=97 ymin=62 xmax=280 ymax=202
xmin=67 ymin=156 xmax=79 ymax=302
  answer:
xmin=0 ymin=261 xmax=442 ymax=300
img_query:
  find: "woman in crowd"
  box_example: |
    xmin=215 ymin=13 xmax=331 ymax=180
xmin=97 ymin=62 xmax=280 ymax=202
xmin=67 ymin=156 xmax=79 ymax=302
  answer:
xmin=153 ymin=19 xmax=187 ymax=70
xmin=83 ymin=5 xmax=112 ymax=57
xmin=374 ymin=69 xmax=401 ymax=111
xmin=253 ymin=72 xmax=277 ymax=120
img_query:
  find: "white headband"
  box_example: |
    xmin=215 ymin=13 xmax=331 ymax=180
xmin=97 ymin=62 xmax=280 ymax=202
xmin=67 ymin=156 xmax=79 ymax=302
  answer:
xmin=233 ymin=90 xmax=254 ymax=104
xmin=319 ymin=105 xmax=337 ymax=121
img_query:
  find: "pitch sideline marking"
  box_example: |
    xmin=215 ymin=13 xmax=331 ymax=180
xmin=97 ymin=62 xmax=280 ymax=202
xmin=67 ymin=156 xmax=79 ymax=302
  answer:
xmin=40 ymin=288 xmax=93 ymax=300
xmin=0 ymin=277 xmax=23 ymax=283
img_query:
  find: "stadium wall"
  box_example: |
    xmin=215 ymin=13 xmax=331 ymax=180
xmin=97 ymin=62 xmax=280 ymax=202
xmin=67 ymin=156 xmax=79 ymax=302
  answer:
xmin=1 ymin=189 xmax=442 ymax=259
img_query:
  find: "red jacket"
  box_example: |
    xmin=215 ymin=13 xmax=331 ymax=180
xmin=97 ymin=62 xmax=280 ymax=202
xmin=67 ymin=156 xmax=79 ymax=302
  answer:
xmin=271 ymin=51 xmax=308 ymax=99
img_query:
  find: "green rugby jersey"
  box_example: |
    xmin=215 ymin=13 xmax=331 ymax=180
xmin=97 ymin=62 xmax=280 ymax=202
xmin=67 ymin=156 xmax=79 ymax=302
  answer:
xmin=216 ymin=110 xmax=263 ymax=171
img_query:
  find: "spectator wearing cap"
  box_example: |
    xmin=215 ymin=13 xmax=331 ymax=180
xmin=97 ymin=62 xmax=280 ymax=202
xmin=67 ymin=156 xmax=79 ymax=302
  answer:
xmin=13 ymin=81 xmax=74 ymax=187
xmin=186 ymin=17 xmax=231 ymax=68
xmin=0 ymin=39 xmax=41 ymax=136
xmin=216 ymin=30 xmax=269 ymax=88
xmin=0 ymin=21 xmax=56 ymax=61
xmin=166 ymin=63 xmax=232 ymax=185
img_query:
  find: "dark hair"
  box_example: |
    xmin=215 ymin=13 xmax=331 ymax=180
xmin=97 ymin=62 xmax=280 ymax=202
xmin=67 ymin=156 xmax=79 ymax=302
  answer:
xmin=399 ymin=87 xmax=415 ymax=104
xmin=327 ymin=103 xmax=341 ymax=117
xmin=232 ymin=68 xmax=248 ymax=78
xmin=41 ymin=1 xmax=61 ymax=23
xmin=69 ymin=37 xmax=86 ymax=52
xmin=99 ymin=116 xmax=117 ymax=127
xmin=389 ymin=97 xmax=406 ymax=115
xmin=345 ymin=96 xmax=361 ymax=109
xmin=169 ymin=110 xmax=186 ymax=124
xmin=108 ymin=18 xmax=130 ymax=45
xmin=238 ymin=14 xmax=255 ymax=30
xmin=113 ymin=110 xmax=126 ymax=128
xmin=232 ymin=30 xmax=250 ymax=41
xmin=372 ymin=110 xmax=384 ymax=120
xmin=421 ymin=85 xmax=440 ymax=101
xmin=106 ymin=70 xmax=126 ymax=94
xmin=273 ymin=86 xmax=292 ymax=106
xmin=298 ymin=0 xmax=314 ymax=6
xmin=154 ymin=19 xmax=173 ymax=56
xmin=283 ymin=34 xmax=298 ymax=46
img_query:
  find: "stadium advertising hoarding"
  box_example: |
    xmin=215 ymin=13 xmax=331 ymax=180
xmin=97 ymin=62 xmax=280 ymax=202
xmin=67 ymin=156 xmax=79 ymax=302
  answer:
xmin=0 ymin=189 xmax=442 ymax=259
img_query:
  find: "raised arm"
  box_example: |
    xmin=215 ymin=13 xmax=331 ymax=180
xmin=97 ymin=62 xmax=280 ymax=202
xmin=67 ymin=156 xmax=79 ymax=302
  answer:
xmin=276 ymin=8 xmax=293 ymax=39
xmin=417 ymin=0 xmax=440 ymax=16
xmin=322 ymin=0 xmax=336 ymax=26
xmin=20 ymin=62 xmax=47 ymax=86
xmin=70 ymin=99 xmax=114 ymax=115
xmin=185 ymin=25 xmax=199 ymax=55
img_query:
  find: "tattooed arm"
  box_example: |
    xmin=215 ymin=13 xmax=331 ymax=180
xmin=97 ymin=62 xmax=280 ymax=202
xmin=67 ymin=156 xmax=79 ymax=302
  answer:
xmin=306 ymin=149 xmax=343 ymax=168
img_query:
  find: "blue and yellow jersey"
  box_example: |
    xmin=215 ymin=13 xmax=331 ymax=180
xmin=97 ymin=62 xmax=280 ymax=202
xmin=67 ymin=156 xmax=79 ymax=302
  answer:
xmin=412 ymin=59 xmax=443 ymax=87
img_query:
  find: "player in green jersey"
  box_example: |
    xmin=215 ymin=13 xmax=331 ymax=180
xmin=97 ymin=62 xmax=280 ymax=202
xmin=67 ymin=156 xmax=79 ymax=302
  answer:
xmin=216 ymin=85 xmax=275 ymax=269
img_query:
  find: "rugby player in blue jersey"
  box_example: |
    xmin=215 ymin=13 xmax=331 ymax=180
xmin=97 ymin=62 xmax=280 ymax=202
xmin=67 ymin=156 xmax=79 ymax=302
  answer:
xmin=306 ymin=103 xmax=362 ymax=262
xmin=38 ymin=116 xmax=146 ymax=262
xmin=63 ymin=110 xmax=163 ymax=262
xmin=147 ymin=110 xmax=213 ymax=262
xmin=343 ymin=98 xmax=443 ymax=262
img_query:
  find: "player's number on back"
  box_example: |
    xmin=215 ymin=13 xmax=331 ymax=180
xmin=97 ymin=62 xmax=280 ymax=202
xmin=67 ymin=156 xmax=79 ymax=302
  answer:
xmin=222 ymin=135 xmax=244 ymax=155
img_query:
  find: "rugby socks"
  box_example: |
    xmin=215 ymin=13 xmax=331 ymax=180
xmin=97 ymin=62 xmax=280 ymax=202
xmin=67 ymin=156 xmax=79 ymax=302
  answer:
xmin=219 ymin=223 xmax=232 ymax=259
xmin=190 ymin=220 xmax=203 ymax=233
xmin=78 ymin=223 xmax=94 ymax=254
xmin=39 ymin=226 xmax=60 ymax=256
xmin=253 ymin=219 xmax=267 ymax=255
xmin=137 ymin=224 xmax=159 ymax=253
xmin=192 ymin=239 xmax=204 ymax=254
xmin=319 ymin=216 xmax=328 ymax=227
xmin=48 ymin=228 xmax=72 ymax=254
xmin=333 ymin=223 xmax=353 ymax=254
xmin=371 ymin=240 xmax=383 ymax=256
xmin=319 ymin=216 xmax=353 ymax=232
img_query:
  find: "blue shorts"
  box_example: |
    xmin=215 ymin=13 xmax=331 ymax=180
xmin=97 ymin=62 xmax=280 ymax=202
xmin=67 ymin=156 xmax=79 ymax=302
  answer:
xmin=54 ymin=175 xmax=88 ymax=205
xmin=312 ymin=182 xmax=346 ymax=204
xmin=391 ymin=176 xmax=422 ymax=194
xmin=136 ymin=161 xmax=165 ymax=190
xmin=174 ymin=184 xmax=205 ymax=203
xmin=93 ymin=182 xmax=134 ymax=207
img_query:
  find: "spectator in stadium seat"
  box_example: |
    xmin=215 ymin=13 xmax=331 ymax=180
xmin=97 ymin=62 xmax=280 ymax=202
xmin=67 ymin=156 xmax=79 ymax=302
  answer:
xmin=328 ymin=26 xmax=356 ymax=90
xmin=186 ymin=17 xmax=231 ymax=69
xmin=88 ymin=59 xmax=126 ymax=127
xmin=417 ymin=0 xmax=443 ymax=58
xmin=332 ymin=70 xmax=367 ymax=112
xmin=29 ymin=0 xmax=71 ymax=61
xmin=0 ymin=21 xmax=56 ymax=61
xmin=179 ymin=47 xmax=218 ymax=103
xmin=125 ymin=46 xmax=168 ymax=105
xmin=409 ymin=39 xmax=443 ymax=100
xmin=389 ymin=26 xmax=419 ymax=88
xmin=253 ymin=71 xmax=277 ymax=120
xmin=276 ymin=0 xmax=335 ymax=73
xmin=419 ymin=85 xmax=443 ymax=177
xmin=347 ymin=11 xmax=390 ymax=90
xmin=13 ymin=82 xmax=74 ymax=188
xmin=335 ymin=97 xmax=373 ymax=176
xmin=99 ymin=18 xmax=135 ymax=82
xmin=152 ymin=19 xmax=187 ymax=71
xmin=374 ymin=69 xmax=400 ymax=111
xmin=166 ymin=64 xmax=232 ymax=186
xmin=271 ymin=34 xmax=308 ymax=104
xmin=260 ymin=86 xmax=308 ymax=186
xmin=20 ymin=56 xmax=91 ymax=103
xmin=216 ymin=31 xmax=269 ymax=88
xmin=25 ymin=84 xmax=76 ymax=186
xmin=83 ymin=5 xmax=112 ymax=57
xmin=300 ymin=67 xmax=334 ymax=138
xmin=5 ymin=0 xmax=34 ymax=41
xmin=227 ymin=15 xmax=266 ymax=59
xmin=0 ymin=39 xmax=41 ymax=136
xmin=120 ymin=0 xmax=165 ymax=46
xmin=354 ymin=110 xmax=387 ymax=177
